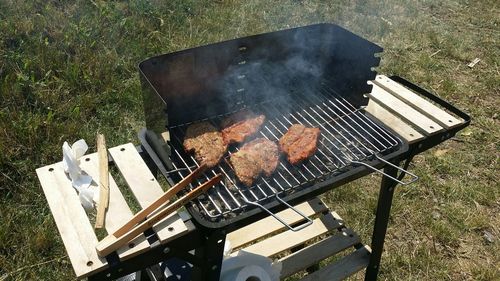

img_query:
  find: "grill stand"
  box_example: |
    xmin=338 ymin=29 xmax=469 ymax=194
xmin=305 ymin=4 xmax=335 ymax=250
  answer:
xmin=192 ymin=229 xmax=226 ymax=281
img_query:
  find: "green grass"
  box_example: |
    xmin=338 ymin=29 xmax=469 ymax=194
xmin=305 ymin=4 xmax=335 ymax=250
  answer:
xmin=1 ymin=0 xmax=499 ymax=280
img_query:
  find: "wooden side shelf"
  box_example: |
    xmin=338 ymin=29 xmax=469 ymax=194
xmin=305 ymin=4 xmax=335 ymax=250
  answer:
xmin=365 ymin=75 xmax=463 ymax=144
xmin=36 ymin=143 xmax=191 ymax=279
xmin=227 ymin=198 xmax=370 ymax=280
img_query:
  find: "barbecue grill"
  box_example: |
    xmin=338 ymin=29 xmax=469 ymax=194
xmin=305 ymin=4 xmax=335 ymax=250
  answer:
xmin=36 ymin=23 xmax=471 ymax=281
xmin=139 ymin=23 xmax=418 ymax=232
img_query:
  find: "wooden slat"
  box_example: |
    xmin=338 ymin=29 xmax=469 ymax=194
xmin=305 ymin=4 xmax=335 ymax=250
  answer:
xmin=242 ymin=212 xmax=343 ymax=258
xmin=108 ymin=143 xmax=189 ymax=244
xmin=299 ymin=245 xmax=371 ymax=281
xmin=227 ymin=198 xmax=328 ymax=249
xmin=79 ymin=153 xmax=150 ymax=260
xmin=36 ymin=164 xmax=107 ymax=279
xmin=368 ymin=83 xmax=443 ymax=135
xmin=365 ymin=100 xmax=424 ymax=143
xmin=373 ymin=75 xmax=462 ymax=128
xmin=279 ymin=228 xmax=361 ymax=278
xmin=95 ymin=134 xmax=109 ymax=229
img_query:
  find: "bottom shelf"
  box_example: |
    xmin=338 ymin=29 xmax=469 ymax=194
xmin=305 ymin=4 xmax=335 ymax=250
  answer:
xmin=226 ymin=197 xmax=371 ymax=281
xmin=297 ymin=246 xmax=371 ymax=281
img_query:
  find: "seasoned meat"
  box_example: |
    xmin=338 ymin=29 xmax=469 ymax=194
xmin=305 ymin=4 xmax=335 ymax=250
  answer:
xmin=279 ymin=124 xmax=320 ymax=165
xmin=229 ymin=138 xmax=279 ymax=186
xmin=220 ymin=110 xmax=252 ymax=128
xmin=183 ymin=122 xmax=227 ymax=168
xmin=221 ymin=110 xmax=266 ymax=145
xmin=229 ymin=150 xmax=261 ymax=187
xmin=245 ymin=138 xmax=280 ymax=177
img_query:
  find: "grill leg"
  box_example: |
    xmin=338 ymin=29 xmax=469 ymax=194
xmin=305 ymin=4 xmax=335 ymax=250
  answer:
xmin=365 ymin=165 xmax=399 ymax=281
xmin=192 ymin=230 xmax=226 ymax=281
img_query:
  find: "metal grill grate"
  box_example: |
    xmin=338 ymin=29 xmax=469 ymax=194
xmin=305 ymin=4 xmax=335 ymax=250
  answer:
xmin=166 ymin=84 xmax=402 ymax=221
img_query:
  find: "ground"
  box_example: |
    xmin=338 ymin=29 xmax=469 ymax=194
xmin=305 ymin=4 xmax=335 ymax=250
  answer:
xmin=0 ymin=0 xmax=499 ymax=280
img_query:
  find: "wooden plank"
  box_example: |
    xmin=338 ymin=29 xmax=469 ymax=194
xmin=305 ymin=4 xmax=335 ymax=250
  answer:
xmin=373 ymin=75 xmax=462 ymax=128
xmin=299 ymin=245 xmax=371 ymax=281
xmin=95 ymin=134 xmax=109 ymax=229
xmin=368 ymin=83 xmax=443 ymax=135
xmin=242 ymin=212 xmax=343 ymax=258
xmin=80 ymin=153 xmax=150 ymax=260
xmin=365 ymin=99 xmax=424 ymax=144
xmin=279 ymin=228 xmax=361 ymax=279
xmin=36 ymin=164 xmax=107 ymax=279
xmin=227 ymin=197 xmax=329 ymax=249
xmin=108 ymin=143 xmax=189 ymax=244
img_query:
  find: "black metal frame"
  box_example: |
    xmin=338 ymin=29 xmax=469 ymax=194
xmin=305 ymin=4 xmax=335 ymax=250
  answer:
xmin=365 ymin=163 xmax=400 ymax=280
xmin=87 ymin=225 xmax=226 ymax=281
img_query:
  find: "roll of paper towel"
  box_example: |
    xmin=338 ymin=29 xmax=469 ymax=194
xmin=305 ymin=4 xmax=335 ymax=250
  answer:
xmin=221 ymin=265 xmax=271 ymax=281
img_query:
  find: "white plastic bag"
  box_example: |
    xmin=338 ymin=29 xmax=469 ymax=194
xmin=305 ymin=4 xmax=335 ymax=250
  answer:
xmin=62 ymin=139 xmax=95 ymax=212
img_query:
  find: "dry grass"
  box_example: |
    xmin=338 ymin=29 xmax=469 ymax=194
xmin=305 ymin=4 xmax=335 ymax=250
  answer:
xmin=0 ymin=0 xmax=499 ymax=280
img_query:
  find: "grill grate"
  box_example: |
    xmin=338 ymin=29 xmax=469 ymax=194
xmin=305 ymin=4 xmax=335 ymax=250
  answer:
xmin=166 ymin=84 xmax=401 ymax=221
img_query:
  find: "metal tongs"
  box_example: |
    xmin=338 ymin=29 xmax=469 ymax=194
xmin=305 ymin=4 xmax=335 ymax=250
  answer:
xmin=95 ymin=164 xmax=221 ymax=257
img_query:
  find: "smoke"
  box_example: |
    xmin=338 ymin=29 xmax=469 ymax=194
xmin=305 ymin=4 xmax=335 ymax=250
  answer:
xmin=214 ymin=27 xmax=328 ymax=117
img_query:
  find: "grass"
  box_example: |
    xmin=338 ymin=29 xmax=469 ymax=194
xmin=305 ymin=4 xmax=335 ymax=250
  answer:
xmin=0 ymin=0 xmax=499 ymax=280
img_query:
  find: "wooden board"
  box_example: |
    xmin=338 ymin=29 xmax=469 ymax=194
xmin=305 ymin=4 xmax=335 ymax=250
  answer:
xmin=373 ymin=75 xmax=462 ymax=128
xmin=36 ymin=164 xmax=107 ymax=279
xmin=108 ymin=143 xmax=189 ymax=244
xmin=298 ymin=245 xmax=371 ymax=281
xmin=279 ymin=228 xmax=360 ymax=279
xmin=227 ymin=197 xmax=328 ymax=249
xmin=242 ymin=211 xmax=343 ymax=258
xmin=95 ymin=134 xmax=109 ymax=229
xmin=368 ymin=83 xmax=443 ymax=135
xmin=79 ymin=153 xmax=150 ymax=260
xmin=365 ymin=99 xmax=425 ymax=143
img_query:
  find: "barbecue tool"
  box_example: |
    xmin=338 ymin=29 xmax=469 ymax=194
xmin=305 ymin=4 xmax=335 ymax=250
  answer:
xmin=95 ymin=165 xmax=222 ymax=257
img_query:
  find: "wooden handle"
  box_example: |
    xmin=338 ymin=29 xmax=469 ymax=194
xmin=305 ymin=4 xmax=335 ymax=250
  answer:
xmin=96 ymin=173 xmax=222 ymax=257
xmin=112 ymin=164 xmax=207 ymax=237
xmin=95 ymin=134 xmax=109 ymax=229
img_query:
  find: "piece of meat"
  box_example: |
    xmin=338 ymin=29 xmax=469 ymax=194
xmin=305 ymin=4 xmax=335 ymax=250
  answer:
xmin=278 ymin=124 xmax=305 ymax=150
xmin=279 ymin=124 xmax=320 ymax=165
xmin=229 ymin=150 xmax=261 ymax=187
xmin=229 ymin=138 xmax=279 ymax=186
xmin=221 ymin=110 xmax=266 ymax=145
xmin=220 ymin=110 xmax=252 ymax=128
xmin=183 ymin=122 xmax=227 ymax=168
xmin=245 ymin=138 xmax=280 ymax=177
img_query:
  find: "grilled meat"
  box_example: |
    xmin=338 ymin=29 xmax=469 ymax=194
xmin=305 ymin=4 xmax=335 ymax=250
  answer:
xmin=229 ymin=138 xmax=279 ymax=186
xmin=279 ymin=124 xmax=320 ymax=165
xmin=229 ymin=150 xmax=261 ymax=187
xmin=221 ymin=110 xmax=266 ymax=145
xmin=183 ymin=121 xmax=227 ymax=168
xmin=246 ymin=138 xmax=280 ymax=177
